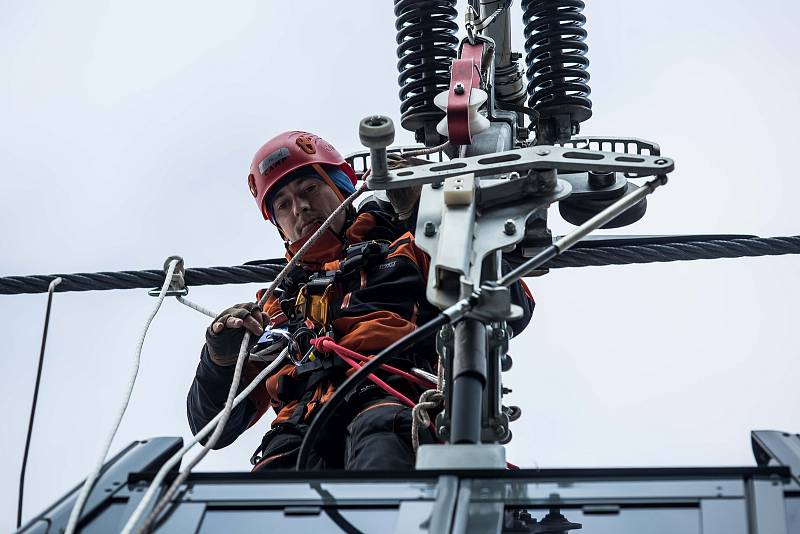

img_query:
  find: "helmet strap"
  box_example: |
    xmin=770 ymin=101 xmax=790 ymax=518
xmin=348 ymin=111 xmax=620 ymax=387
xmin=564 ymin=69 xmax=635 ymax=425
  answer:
xmin=311 ymin=163 xmax=346 ymax=203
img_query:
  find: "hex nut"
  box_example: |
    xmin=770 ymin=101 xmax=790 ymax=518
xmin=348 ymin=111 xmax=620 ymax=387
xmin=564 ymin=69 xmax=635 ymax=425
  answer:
xmin=424 ymin=221 xmax=437 ymax=237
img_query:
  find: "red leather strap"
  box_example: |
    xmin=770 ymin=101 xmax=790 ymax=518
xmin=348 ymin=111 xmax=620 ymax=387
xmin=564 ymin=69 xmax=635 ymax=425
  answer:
xmin=446 ymin=42 xmax=484 ymax=145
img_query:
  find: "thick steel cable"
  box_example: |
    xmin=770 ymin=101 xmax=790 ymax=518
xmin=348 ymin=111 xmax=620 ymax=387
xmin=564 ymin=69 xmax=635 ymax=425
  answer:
xmin=3 ymin=237 xmax=799 ymax=296
xmin=0 ymin=264 xmax=286 ymax=295
xmin=547 ymin=235 xmax=800 ymax=268
xmin=135 ymin=181 xmax=369 ymax=533
xmin=65 ymin=260 xmax=178 ymax=534
xmin=119 ymin=351 xmax=287 ymax=534
xmin=17 ymin=277 xmax=62 ymax=529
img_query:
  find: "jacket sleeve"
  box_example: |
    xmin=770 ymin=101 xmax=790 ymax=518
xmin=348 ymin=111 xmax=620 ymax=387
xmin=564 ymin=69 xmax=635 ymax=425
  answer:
xmin=186 ymin=345 xmax=272 ymax=449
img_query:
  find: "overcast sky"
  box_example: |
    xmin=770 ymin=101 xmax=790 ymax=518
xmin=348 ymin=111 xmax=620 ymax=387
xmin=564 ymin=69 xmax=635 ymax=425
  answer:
xmin=2 ymin=1 xmax=799 ymax=531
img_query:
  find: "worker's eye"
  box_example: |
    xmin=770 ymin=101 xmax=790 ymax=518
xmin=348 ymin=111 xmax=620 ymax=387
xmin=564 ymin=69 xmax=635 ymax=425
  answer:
xmin=304 ymin=184 xmax=317 ymax=194
xmin=275 ymin=200 xmax=289 ymax=211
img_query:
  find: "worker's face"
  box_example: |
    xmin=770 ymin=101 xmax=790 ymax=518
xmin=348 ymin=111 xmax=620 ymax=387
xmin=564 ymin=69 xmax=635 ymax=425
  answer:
xmin=272 ymin=176 xmax=345 ymax=242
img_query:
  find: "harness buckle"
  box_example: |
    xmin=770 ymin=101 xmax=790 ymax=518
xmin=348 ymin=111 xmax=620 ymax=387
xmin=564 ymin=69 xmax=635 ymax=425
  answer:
xmin=338 ymin=241 xmax=390 ymax=277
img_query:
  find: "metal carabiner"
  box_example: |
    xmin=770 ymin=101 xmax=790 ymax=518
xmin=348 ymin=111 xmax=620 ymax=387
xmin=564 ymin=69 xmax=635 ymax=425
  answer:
xmin=288 ymin=326 xmax=318 ymax=366
xmin=465 ymin=5 xmax=479 ymax=45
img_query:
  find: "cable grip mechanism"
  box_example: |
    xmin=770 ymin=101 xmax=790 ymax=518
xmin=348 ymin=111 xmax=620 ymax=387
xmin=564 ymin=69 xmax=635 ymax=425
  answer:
xmin=148 ymin=255 xmax=187 ymax=297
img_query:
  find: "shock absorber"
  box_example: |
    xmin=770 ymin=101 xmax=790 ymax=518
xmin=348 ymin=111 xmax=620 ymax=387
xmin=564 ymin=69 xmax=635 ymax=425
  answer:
xmin=395 ymin=0 xmax=459 ymax=146
xmin=522 ymin=0 xmax=592 ymax=144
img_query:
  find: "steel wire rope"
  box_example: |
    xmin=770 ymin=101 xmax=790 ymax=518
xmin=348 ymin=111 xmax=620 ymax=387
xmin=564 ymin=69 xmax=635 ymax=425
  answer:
xmin=133 ymin=181 xmax=369 ymax=533
xmin=64 ymin=260 xmax=178 ymax=534
xmin=120 ymin=350 xmax=287 ymax=533
xmin=0 ymin=264 xmax=286 ymax=295
xmin=3 ymin=237 xmax=800 ymax=296
xmin=17 ymin=277 xmax=62 ymax=529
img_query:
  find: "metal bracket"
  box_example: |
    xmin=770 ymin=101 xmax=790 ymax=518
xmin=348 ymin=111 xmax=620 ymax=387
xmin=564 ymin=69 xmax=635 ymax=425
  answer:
xmin=752 ymin=430 xmax=800 ymax=485
xmin=414 ymin=177 xmax=570 ymax=309
xmin=345 ymin=145 xmax=447 ymax=181
xmin=148 ymin=255 xmax=188 ymax=297
xmin=558 ymin=136 xmax=661 ymax=178
xmin=367 ymin=144 xmax=674 ymax=190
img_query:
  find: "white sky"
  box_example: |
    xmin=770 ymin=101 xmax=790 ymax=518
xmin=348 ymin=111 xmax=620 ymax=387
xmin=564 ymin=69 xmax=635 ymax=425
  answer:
xmin=2 ymin=1 xmax=799 ymax=531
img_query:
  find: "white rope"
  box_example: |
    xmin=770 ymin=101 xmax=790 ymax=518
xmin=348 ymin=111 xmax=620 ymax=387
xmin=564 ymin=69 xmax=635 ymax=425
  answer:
xmin=412 ymin=349 xmax=446 ymax=452
xmin=119 ymin=350 xmax=287 ymax=533
xmin=175 ymin=295 xmax=217 ymax=318
xmin=65 ymin=259 xmax=178 ymax=534
xmin=134 ymin=181 xmax=368 ymax=532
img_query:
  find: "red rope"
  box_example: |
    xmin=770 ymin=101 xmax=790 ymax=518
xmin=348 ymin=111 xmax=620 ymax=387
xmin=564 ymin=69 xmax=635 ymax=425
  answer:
xmin=312 ymin=337 xmax=521 ymax=468
xmin=312 ymin=337 xmax=436 ymax=388
xmin=334 ymin=352 xmax=416 ymax=409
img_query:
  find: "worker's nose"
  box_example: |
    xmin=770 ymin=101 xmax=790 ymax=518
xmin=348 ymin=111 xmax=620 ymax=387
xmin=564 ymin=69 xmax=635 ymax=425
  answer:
xmin=293 ymin=197 xmax=311 ymax=216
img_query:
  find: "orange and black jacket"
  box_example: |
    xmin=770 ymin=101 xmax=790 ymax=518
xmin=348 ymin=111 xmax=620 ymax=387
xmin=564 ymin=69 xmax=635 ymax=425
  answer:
xmin=187 ymin=200 xmax=534 ymax=448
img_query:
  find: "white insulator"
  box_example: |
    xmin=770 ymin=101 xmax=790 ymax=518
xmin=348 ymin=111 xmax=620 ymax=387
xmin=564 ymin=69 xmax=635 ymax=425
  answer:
xmin=434 ymin=88 xmax=490 ymax=139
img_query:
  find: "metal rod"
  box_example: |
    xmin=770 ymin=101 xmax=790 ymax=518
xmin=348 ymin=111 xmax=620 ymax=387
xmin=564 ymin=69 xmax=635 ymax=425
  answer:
xmin=451 ymin=318 xmax=487 ymax=444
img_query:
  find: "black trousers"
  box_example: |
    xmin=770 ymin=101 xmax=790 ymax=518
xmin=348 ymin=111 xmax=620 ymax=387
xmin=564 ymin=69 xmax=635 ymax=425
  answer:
xmin=251 ymin=399 xmax=428 ymax=471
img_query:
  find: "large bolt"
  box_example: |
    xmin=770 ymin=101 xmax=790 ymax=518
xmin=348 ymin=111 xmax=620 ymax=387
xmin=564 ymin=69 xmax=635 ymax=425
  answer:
xmin=359 ymin=115 xmax=395 ymax=181
xmin=440 ymin=326 xmax=454 ymax=342
xmin=424 ymin=221 xmax=437 ymax=237
xmin=504 ymin=219 xmax=516 ymax=235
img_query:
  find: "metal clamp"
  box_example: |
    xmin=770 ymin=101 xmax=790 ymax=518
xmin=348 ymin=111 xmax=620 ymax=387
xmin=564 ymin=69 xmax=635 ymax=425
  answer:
xmin=148 ymin=255 xmax=188 ymax=297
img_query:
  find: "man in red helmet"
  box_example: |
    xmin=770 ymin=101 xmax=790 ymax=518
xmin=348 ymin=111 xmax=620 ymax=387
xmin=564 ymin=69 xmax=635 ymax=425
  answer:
xmin=187 ymin=131 xmax=534 ymax=470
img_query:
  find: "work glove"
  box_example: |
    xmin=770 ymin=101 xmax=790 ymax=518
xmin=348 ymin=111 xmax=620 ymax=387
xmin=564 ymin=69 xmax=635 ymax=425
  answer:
xmin=205 ymin=302 xmax=264 ymax=366
xmin=386 ymin=154 xmax=425 ymax=220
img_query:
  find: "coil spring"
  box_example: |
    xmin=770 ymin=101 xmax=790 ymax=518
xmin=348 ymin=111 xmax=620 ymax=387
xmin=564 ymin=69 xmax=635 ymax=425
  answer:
xmin=522 ymin=0 xmax=591 ymax=141
xmin=395 ymin=0 xmax=459 ymax=144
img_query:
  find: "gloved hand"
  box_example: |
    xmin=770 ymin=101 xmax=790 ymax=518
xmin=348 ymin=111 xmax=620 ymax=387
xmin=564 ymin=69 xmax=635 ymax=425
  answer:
xmin=205 ymin=302 xmax=264 ymax=366
xmin=386 ymin=153 xmax=425 ymax=220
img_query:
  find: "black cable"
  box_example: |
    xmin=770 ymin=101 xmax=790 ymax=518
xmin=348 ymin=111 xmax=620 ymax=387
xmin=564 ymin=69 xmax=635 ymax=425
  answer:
xmin=310 ymin=482 xmax=364 ymax=534
xmin=296 ymin=314 xmax=450 ymax=470
xmin=0 ymin=264 xmax=285 ymax=295
xmin=3 ymin=237 xmax=800 ymax=295
xmin=17 ymin=280 xmax=60 ymax=528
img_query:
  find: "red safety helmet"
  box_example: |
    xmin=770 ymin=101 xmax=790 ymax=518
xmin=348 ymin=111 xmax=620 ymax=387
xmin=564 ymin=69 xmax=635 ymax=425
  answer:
xmin=247 ymin=131 xmax=357 ymax=221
